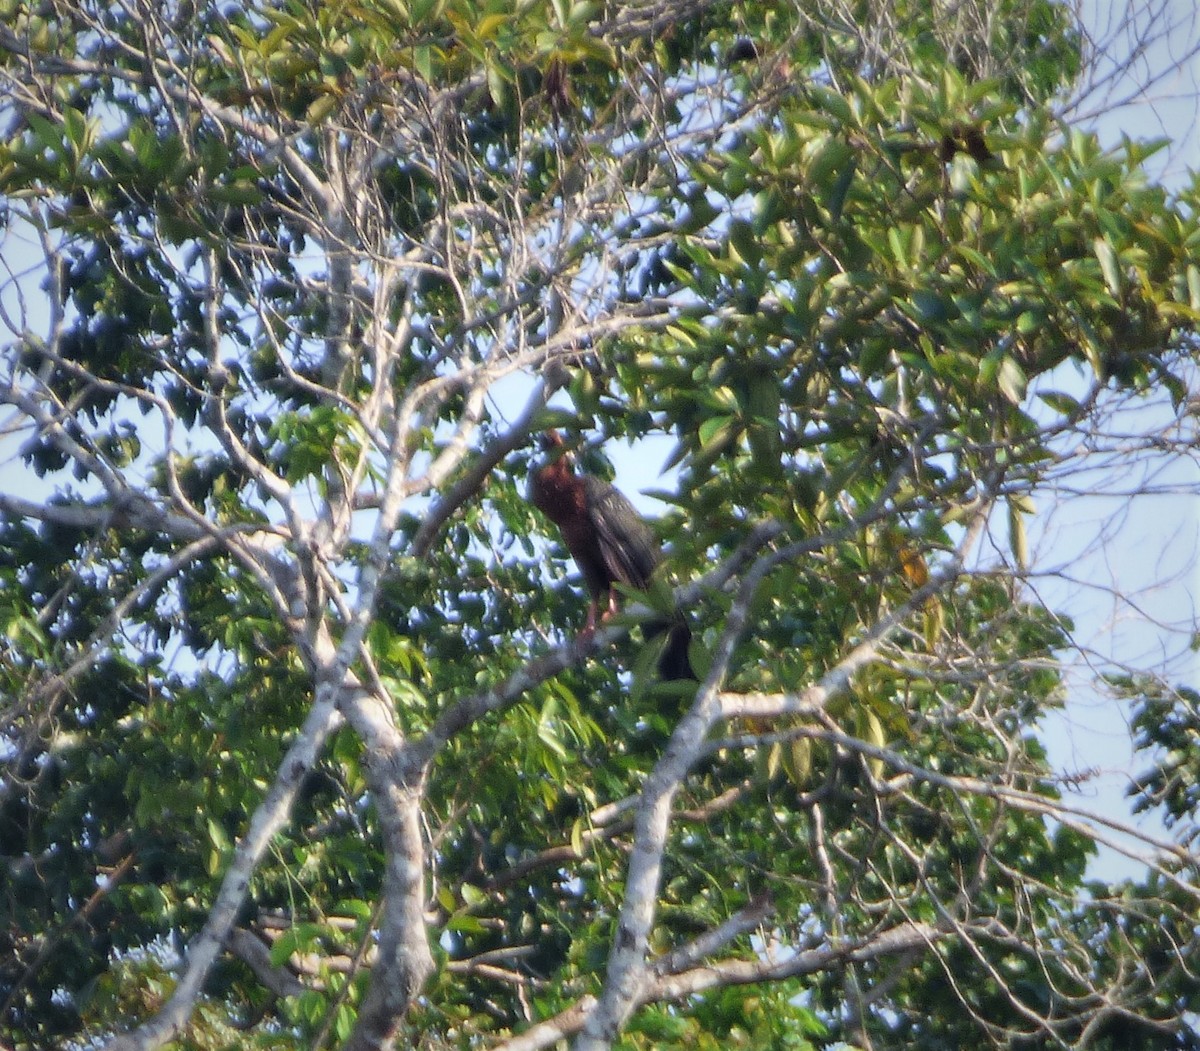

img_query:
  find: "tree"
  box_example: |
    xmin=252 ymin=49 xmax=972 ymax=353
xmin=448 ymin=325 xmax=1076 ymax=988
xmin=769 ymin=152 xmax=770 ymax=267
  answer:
xmin=1 ymin=0 xmax=1198 ymax=1048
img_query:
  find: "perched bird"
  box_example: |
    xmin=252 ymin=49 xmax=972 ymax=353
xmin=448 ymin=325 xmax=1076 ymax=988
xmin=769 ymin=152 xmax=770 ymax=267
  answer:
xmin=528 ymin=431 xmax=693 ymax=680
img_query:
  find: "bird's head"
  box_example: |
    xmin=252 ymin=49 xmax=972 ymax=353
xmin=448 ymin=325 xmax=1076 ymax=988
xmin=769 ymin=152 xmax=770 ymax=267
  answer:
xmin=529 ymin=430 xmax=579 ymax=512
xmin=535 ymin=429 xmax=576 ymax=470
xmin=538 ymin=429 xmax=566 ymax=453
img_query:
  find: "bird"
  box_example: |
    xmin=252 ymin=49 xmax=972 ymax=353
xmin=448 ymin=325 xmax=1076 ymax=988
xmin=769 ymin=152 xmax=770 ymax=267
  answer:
xmin=528 ymin=431 xmax=694 ymax=681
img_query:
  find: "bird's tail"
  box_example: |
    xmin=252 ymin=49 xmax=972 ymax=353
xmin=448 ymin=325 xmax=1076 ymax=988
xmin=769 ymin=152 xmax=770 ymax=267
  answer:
xmin=648 ymin=617 xmax=694 ymax=681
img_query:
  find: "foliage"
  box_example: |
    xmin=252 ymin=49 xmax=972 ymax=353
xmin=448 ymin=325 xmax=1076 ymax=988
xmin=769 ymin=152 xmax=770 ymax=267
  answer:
xmin=1 ymin=0 xmax=1199 ymax=1049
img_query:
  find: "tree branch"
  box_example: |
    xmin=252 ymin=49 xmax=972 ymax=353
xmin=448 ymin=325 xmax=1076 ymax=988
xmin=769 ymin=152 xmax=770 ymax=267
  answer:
xmin=497 ymin=918 xmax=944 ymax=1051
xmin=225 ymin=929 xmax=306 ymax=1000
xmin=576 ymin=500 xmax=989 ymax=1049
xmin=99 ymin=683 xmax=347 ymax=1051
xmin=411 ymin=378 xmax=562 ymax=559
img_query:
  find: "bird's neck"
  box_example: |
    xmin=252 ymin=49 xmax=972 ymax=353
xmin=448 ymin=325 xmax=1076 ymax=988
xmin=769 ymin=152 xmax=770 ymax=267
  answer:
xmin=530 ymin=464 xmax=585 ymax=526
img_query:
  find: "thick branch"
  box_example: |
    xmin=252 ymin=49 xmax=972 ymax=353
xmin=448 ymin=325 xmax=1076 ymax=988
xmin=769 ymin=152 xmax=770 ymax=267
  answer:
xmin=499 ymin=919 xmax=943 ymax=1051
xmin=99 ymin=684 xmax=346 ymax=1051
xmin=410 ymin=379 xmax=561 ymax=558
xmin=336 ymin=690 xmax=435 ymax=1051
xmin=226 ymin=929 xmax=306 ymax=1000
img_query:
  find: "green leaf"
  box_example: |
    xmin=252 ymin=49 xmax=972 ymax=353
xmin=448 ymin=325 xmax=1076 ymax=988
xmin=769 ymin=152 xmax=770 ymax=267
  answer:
xmin=807 ymin=136 xmax=854 ymax=192
xmin=924 ymin=600 xmax=944 ymax=650
xmin=728 ymin=219 xmax=761 ymax=268
xmin=1008 ymin=496 xmax=1030 ymax=569
xmin=475 ymin=12 xmax=508 ymax=39
xmin=410 ymin=0 xmax=443 ymax=23
xmin=413 ymin=44 xmax=434 ymax=80
xmin=269 ymin=923 xmax=324 ymax=968
xmin=306 ymin=92 xmax=340 ymax=124
xmin=1016 ymin=309 xmax=1040 ymax=335
xmin=537 ymin=699 xmax=568 ymax=758
xmin=808 ymin=85 xmax=853 ymax=124
xmin=911 ymin=289 xmax=947 ymax=323
xmin=862 ymin=709 xmax=886 ymax=780
xmin=61 ymin=107 xmax=91 ymax=153
xmin=780 ymin=736 xmax=812 ymax=786
xmin=207 ymin=181 xmax=264 ymax=206
xmin=1093 ymin=235 xmax=1121 ymax=296
xmin=335 ymin=1004 xmax=355 ymax=1042
xmin=996 ymin=355 xmax=1028 ymax=404
xmin=825 ymin=156 xmax=857 ymax=221
xmin=486 ymin=60 xmax=509 ymax=107
xmin=698 ymin=414 xmax=736 ymax=449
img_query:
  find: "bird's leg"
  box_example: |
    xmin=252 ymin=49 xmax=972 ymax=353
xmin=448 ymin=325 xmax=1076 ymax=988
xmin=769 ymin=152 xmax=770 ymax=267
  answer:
xmin=578 ymin=592 xmax=618 ymax=651
xmin=580 ymin=598 xmax=600 ymax=640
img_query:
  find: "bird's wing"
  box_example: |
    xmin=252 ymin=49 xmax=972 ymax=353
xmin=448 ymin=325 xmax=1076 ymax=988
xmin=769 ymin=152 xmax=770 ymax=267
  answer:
xmin=582 ymin=475 xmax=660 ymax=590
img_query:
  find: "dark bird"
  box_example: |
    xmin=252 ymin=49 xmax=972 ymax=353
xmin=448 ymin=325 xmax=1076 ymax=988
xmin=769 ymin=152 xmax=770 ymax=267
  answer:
xmin=938 ymin=122 xmax=996 ymax=165
xmin=528 ymin=431 xmax=694 ymax=681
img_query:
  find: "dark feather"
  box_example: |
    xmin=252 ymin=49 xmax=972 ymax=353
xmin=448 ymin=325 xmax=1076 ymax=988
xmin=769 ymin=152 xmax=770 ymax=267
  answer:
xmin=582 ymin=475 xmax=659 ymax=590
